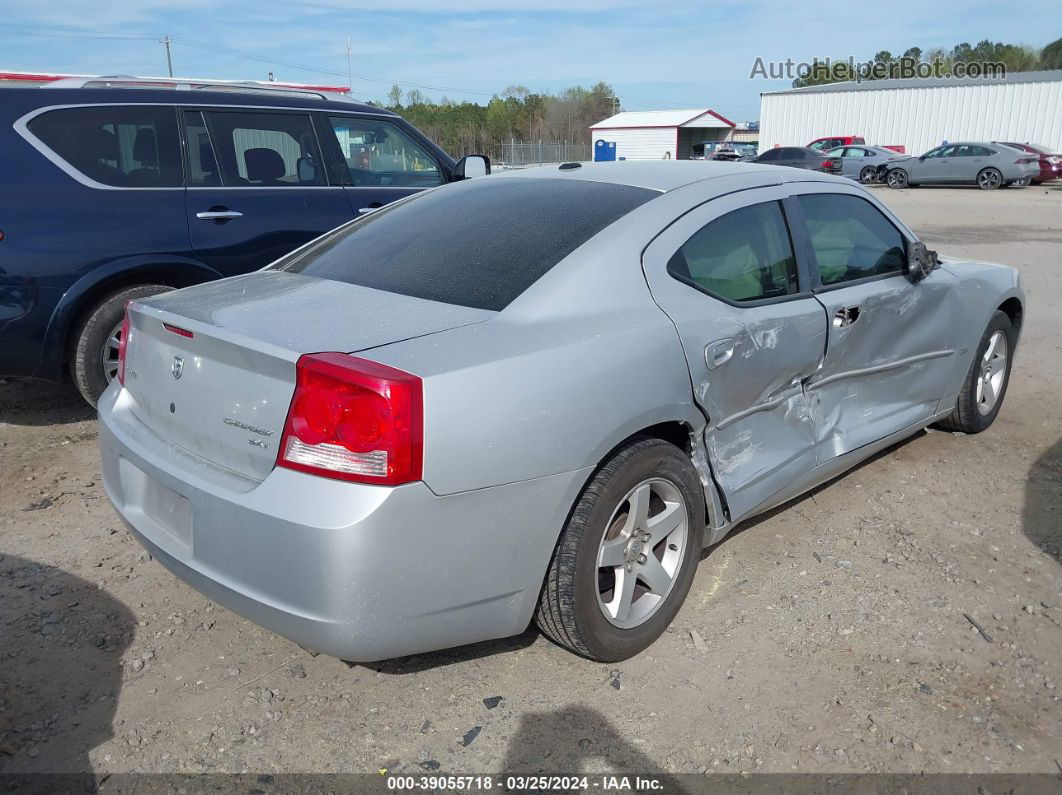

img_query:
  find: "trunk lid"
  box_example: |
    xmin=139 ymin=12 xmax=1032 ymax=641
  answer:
xmin=122 ymin=271 xmax=493 ymax=481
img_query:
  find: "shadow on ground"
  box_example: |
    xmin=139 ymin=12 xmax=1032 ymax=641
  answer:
xmin=0 ymin=555 xmax=133 ymax=776
xmin=367 ymin=627 xmax=540 ymax=675
xmin=1024 ymin=438 xmax=1062 ymax=563
xmin=0 ymin=379 xmax=94 ymax=427
xmin=503 ymin=705 xmax=687 ymax=787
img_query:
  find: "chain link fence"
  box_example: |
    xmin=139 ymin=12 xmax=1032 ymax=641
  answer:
xmin=493 ymin=141 xmax=592 ymax=168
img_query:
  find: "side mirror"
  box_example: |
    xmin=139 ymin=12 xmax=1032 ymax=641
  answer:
xmin=907 ymin=240 xmax=938 ymax=282
xmin=453 ymin=155 xmax=491 ymax=180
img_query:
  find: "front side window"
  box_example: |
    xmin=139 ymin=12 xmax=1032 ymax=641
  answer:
xmin=270 ymin=178 xmax=654 ymax=311
xmin=757 ymin=149 xmax=780 ymax=162
xmin=798 ymin=194 xmax=906 ymax=286
xmin=667 ymin=201 xmax=799 ymax=303
xmin=27 ymin=105 xmax=182 ymax=187
xmin=202 ymin=110 xmax=325 ymax=187
xmin=328 ymin=117 xmax=442 ymax=188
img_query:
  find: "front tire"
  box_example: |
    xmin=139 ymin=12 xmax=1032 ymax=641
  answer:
xmin=887 ymin=169 xmax=909 ymax=189
xmin=70 ymin=284 xmax=174 ymax=408
xmin=535 ymin=437 xmax=705 ymax=662
xmin=935 ymin=310 xmax=1015 ymax=434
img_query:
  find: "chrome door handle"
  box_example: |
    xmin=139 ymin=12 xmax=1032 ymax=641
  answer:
xmin=705 ymin=339 xmax=735 ymax=370
xmin=357 ymin=207 xmax=377 ymax=215
xmin=196 ymin=210 xmax=243 ymax=221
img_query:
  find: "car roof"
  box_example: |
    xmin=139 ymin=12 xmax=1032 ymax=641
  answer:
xmin=0 ymin=86 xmax=394 ymax=117
xmin=486 ymin=160 xmax=846 ymax=193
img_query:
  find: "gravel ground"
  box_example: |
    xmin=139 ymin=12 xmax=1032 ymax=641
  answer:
xmin=1 ymin=184 xmax=1060 ymax=778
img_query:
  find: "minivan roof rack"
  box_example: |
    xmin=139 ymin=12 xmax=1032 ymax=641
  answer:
xmin=39 ymin=74 xmax=360 ymax=102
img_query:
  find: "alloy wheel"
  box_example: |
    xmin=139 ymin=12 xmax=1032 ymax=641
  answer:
xmin=595 ymin=478 xmax=688 ymax=629
xmin=978 ymin=169 xmax=1002 ymax=189
xmin=975 ymin=331 xmax=1008 ymax=415
xmin=102 ymin=320 xmax=122 ymax=384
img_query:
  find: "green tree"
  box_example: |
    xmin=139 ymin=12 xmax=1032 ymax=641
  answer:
xmin=1042 ymin=37 xmax=1062 ymax=69
xmin=387 ymin=84 xmax=402 ymax=109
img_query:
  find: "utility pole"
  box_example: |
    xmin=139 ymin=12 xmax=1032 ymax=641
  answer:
xmin=159 ymin=36 xmax=173 ymax=77
xmin=345 ymin=38 xmax=352 ymax=91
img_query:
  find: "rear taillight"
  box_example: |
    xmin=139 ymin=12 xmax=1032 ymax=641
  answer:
xmin=117 ymin=305 xmax=131 ymax=386
xmin=1016 ymin=157 xmax=1036 ymax=164
xmin=277 ymin=353 xmax=423 ymax=486
xmin=821 ymin=159 xmax=835 ymax=169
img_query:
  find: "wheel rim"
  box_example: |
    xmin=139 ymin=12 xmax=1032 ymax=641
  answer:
xmin=975 ymin=331 xmax=1008 ymax=415
xmin=595 ymin=478 xmax=688 ymax=629
xmin=979 ymin=169 xmax=1001 ymax=189
xmin=860 ymin=167 xmax=875 ymax=183
xmin=888 ymin=170 xmax=906 ymax=188
xmin=102 ymin=320 xmax=122 ymax=383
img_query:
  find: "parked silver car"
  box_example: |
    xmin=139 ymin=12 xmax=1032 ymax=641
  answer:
xmin=884 ymin=142 xmax=1040 ymax=189
xmin=99 ymin=162 xmax=1024 ymax=663
xmin=825 ymin=144 xmax=908 ymax=183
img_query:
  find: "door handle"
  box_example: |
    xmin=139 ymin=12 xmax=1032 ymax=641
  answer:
xmin=705 ymin=339 xmax=735 ymax=370
xmin=196 ymin=210 xmax=243 ymax=221
xmin=832 ymin=306 xmax=861 ymax=328
xmin=357 ymin=202 xmax=384 ymax=215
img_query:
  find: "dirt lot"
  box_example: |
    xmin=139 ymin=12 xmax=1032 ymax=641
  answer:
xmin=1 ymin=185 xmax=1060 ymax=778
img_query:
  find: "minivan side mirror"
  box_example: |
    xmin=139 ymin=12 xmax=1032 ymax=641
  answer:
xmin=452 ymin=155 xmax=491 ymax=180
xmin=907 ymin=240 xmax=938 ymax=282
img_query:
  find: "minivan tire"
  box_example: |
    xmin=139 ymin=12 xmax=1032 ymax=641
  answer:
xmin=535 ymin=437 xmax=705 ymax=662
xmin=71 ymin=284 xmax=174 ymax=408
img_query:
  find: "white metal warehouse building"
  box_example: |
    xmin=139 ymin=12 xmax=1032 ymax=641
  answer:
xmin=589 ymin=108 xmax=735 ymax=161
xmin=760 ymin=70 xmax=1062 ymax=155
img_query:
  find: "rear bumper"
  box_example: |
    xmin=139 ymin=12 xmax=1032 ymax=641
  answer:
xmin=98 ymin=384 xmax=590 ymax=661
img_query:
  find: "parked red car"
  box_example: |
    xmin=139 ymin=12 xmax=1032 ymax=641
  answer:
xmin=808 ymin=135 xmax=865 ymax=152
xmin=992 ymin=142 xmax=1062 ymax=184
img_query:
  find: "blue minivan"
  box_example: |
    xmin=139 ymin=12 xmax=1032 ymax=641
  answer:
xmin=0 ymin=77 xmax=487 ymax=405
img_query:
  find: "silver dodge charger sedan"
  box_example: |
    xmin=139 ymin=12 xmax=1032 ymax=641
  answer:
xmin=99 ymin=161 xmax=1024 ymax=663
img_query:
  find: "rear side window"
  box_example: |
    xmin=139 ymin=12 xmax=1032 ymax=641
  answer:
xmin=27 ymin=105 xmax=182 ymax=187
xmin=271 ymin=178 xmax=656 ymax=311
xmin=667 ymin=201 xmax=799 ymax=303
xmin=798 ymin=194 xmax=906 ymax=286
xmin=202 ymin=110 xmax=325 ymax=187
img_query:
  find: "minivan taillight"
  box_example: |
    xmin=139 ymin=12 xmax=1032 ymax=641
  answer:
xmin=117 ymin=305 xmax=131 ymax=386
xmin=277 ymin=353 xmax=423 ymax=486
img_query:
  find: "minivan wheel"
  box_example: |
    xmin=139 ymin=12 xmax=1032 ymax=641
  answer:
xmin=71 ymin=284 xmax=174 ymax=408
xmin=977 ymin=168 xmax=1003 ymax=190
xmin=535 ymin=437 xmax=705 ymax=661
xmin=886 ymin=169 xmax=909 ymax=189
xmin=935 ymin=310 xmax=1015 ymax=434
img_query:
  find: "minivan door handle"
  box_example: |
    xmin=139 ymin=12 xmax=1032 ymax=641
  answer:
xmin=196 ymin=209 xmax=243 ymax=221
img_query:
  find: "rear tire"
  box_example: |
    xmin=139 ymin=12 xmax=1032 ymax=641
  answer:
xmin=935 ymin=310 xmax=1015 ymax=434
xmin=859 ymin=165 xmax=878 ymax=184
xmin=534 ymin=437 xmax=705 ymax=662
xmin=71 ymin=284 xmax=174 ymax=408
xmin=977 ymin=168 xmax=1003 ymax=190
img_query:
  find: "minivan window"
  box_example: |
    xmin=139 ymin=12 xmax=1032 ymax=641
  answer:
xmin=202 ymin=110 xmax=326 ymax=187
xmin=327 ymin=117 xmax=443 ymax=188
xmin=798 ymin=194 xmax=906 ymax=286
xmin=27 ymin=105 xmax=182 ymax=188
xmin=270 ymin=178 xmax=656 ymax=311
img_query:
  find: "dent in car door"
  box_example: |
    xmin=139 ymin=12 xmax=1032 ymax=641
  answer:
xmin=794 ymin=187 xmax=961 ymax=460
xmin=641 ymin=188 xmax=827 ymax=522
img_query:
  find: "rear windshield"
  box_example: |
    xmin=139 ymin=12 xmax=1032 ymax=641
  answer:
xmin=269 ymin=177 xmax=656 ymax=311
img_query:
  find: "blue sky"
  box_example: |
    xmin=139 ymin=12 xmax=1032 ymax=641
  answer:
xmin=3 ymin=1 xmax=1057 ymax=123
